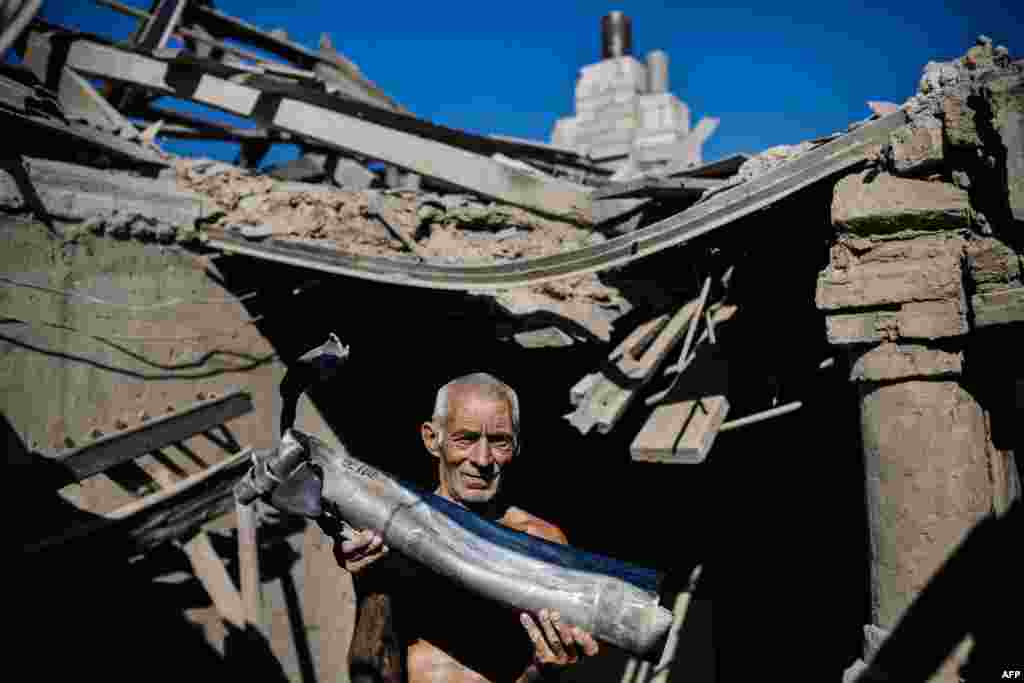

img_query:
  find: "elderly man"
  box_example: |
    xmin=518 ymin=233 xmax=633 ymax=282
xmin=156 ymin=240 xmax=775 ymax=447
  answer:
xmin=337 ymin=372 xmax=600 ymax=683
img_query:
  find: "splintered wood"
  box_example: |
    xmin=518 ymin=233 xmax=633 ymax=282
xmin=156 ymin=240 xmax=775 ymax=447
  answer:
xmin=631 ymin=305 xmax=737 ymax=464
xmin=564 ymin=299 xmax=700 ymax=435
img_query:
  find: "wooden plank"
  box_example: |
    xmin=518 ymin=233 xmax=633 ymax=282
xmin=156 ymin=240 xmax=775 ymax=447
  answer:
xmin=59 ymin=37 xmax=593 ymax=223
xmin=609 ymin=314 xmax=670 ymax=363
xmin=22 ymin=32 xmax=135 ymax=132
xmin=592 ymin=177 xmax=722 ymax=201
xmin=184 ymin=529 xmax=248 ymax=629
xmin=668 ymin=153 xmax=748 ymax=179
xmin=646 ymin=304 xmax=738 ymax=406
xmin=23 ymin=447 xmax=255 ymax=554
xmin=142 ymin=459 xmax=251 ymax=630
xmin=53 ymin=389 xmax=253 ymax=481
xmin=236 ymin=500 xmax=264 ymax=632
xmin=719 ymin=401 xmax=803 ymax=432
xmin=188 ymin=2 xmax=406 ymax=112
xmin=565 ymin=298 xmax=702 ymax=435
xmin=631 ymin=346 xmax=730 ymax=464
xmin=0 ymin=103 xmax=168 ymax=169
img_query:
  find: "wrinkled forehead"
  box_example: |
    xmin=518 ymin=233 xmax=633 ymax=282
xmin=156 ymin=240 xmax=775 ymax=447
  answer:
xmin=445 ymin=383 xmax=513 ymax=426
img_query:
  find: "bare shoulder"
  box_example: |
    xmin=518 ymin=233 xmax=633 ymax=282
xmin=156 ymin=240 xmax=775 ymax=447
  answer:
xmin=502 ymin=506 xmax=569 ymax=545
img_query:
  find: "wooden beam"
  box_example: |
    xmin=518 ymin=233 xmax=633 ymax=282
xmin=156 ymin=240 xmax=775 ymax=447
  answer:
xmin=184 ymin=530 xmax=247 ymax=629
xmin=236 ymin=500 xmax=264 ymax=632
xmin=58 ymin=37 xmax=593 ymax=223
xmin=646 ymin=304 xmax=738 ymax=406
xmin=188 ymin=2 xmax=405 ymax=112
xmin=53 ymin=390 xmax=254 ymax=482
xmin=565 ymin=298 xmax=704 ymax=435
xmin=667 ymin=153 xmax=748 ymax=179
xmin=0 ymin=90 xmax=168 ymax=169
xmin=718 ymin=401 xmax=803 ymax=432
xmin=592 ymin=177 xmax=722 ymax=201
xmin=140 ymin=460 xmax=250 ymax=629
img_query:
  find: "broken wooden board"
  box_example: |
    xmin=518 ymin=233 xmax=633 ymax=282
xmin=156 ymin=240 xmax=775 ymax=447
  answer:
xmin=0 ymin=80 xmax=168 ymax=169
xmin=21 ymin=32 xmax=136 ymax=133
xmin=631 ymin=345 xmax=730 ymax=464
xmin=666 ymin=153 xmax=748 ymax=179
xmin=565 ymin=299 xmax=703 ymax=435
xmin=592 ymin=177 xmax=722 ymax=201
xmin=646 ymin=303 xmax=738 ymax=406
xmin=23 ymin=447 xmax=255 ymax=555
xmin=189 ymin=2 xmax=406 ymax=112
xmin=133 ymin=458 xmax=251 ymax=630
xmin=54 ymin=35 xmax=593 ymax=223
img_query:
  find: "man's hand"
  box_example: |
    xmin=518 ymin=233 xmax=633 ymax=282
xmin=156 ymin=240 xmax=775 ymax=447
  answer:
xmin=332 ymin=527 xmax=388 ymax=574
xmin=520 ymin=609 xmax=599 ymax=672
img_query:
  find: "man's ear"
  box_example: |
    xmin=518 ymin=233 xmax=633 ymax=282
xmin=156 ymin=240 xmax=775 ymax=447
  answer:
xmin=421 ymin=421 xmax=442 ymax=458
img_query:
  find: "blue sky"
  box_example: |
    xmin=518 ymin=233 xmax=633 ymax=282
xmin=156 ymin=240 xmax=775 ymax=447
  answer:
xmin=35 ymin=0 xmax=1024 ymax=168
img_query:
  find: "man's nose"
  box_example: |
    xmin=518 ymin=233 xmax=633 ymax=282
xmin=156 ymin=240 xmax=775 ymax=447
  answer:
xmin=469 ymin=437 xmax=495 ymax=466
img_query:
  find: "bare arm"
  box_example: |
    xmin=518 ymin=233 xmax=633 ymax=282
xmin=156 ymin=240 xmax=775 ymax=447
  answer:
xmin=349 ymin=565 xmax=405 ymax=683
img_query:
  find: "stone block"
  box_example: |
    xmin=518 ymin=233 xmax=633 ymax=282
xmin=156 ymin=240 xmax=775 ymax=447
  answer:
xmin=972 ymin=286 xmax=1024 ymax=328
xmin=817 ymin=236 xmax=965 ymax=311
xmin=825 ymin=299 xmax=968 ymax=344
xmin=574 ymin=128 xmax=636 ymax=149
xmin=331 ymin=158 xmax=374 ymax=190
xmin=574 ymin=112 xmax=639 ymax=138
xmin=849 ymin=343 xmax=963 ymax=382
xmin=634 ymin=131 xmax=683 ymax=147
xmin=832 ymin=170 xmax=971 ymax=235
xmin=588 ymin=143 xmax=632 ymax=160
xmin=575 ymin=57 xmax=647 ymax=100
xmin=983 ymin=74 xmax=1024 ymax=222
xmin=888 ymin=123 xmax=944 ymax=176
xmin=635 ymin=93 xmax=689 ymax=133
xmin=966 ymin=237 xmax=1021 ymax=291
xmin=941 ymin=87 xmax=981 ymax=149
xmin=550 ymin=117 xmax=579 ymax=149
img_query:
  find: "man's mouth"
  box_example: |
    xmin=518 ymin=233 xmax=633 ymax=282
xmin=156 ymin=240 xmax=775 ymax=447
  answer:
xmin=462 ymin=473 xmax=493 ymax=488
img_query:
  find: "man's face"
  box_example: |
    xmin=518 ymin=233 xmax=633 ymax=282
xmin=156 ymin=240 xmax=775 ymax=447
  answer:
xmin=424 ymin=385 xmax=517 ymax=508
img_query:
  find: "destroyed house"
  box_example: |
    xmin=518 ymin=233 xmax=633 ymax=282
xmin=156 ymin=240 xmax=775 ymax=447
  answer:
xmin=3 ymin=3 xmax=1022 ymax=682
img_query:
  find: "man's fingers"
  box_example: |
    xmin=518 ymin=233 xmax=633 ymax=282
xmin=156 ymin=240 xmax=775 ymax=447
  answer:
xmin=339 ymin=530 xmax=375 ymax=555
xmin=539 ymin=610 xmax=566 ymax=659
xmin=573 ymin=626 xmax=600 ymax=657
xmin=520 ymin=613 xmax=554 ymax=660
xmin=551 ymin=612 xmax=578 ymax=663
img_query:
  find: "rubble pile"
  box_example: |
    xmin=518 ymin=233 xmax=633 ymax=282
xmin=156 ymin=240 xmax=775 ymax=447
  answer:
xmin=817 ymin=37 xmax=1023 ymax=367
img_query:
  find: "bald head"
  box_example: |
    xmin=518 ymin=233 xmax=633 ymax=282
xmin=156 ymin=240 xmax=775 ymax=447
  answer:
xmin=433 ymin=372 xmax=520 ymax=436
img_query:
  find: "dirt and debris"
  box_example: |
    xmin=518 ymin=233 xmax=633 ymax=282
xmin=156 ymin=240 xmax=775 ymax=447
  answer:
xmin=171 ymin=157 xmax=630 ymax=340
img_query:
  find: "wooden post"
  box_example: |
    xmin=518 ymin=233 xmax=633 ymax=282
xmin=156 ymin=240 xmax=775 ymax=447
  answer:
xmin=236 ymin=500 xmax=264 ymax=633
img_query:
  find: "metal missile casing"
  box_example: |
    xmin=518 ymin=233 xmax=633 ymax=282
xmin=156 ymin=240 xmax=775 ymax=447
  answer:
xmin=289 ymin=430 xmax=673 ymax=656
